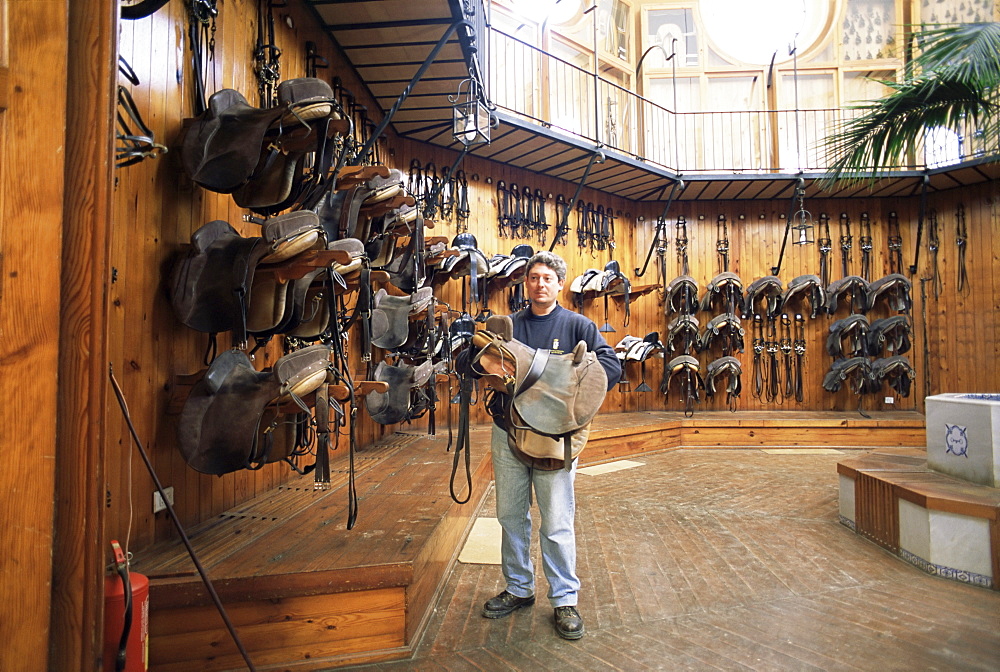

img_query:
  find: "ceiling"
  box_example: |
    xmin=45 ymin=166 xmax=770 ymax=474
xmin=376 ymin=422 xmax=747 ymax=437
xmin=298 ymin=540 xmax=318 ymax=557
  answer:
xmin=300 ymin=0 xmax=999 ymax=203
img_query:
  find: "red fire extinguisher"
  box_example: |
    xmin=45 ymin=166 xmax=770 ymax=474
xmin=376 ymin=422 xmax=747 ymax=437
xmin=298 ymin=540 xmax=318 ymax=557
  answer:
xmin=103 ymin=540 xmax=149 ymax=672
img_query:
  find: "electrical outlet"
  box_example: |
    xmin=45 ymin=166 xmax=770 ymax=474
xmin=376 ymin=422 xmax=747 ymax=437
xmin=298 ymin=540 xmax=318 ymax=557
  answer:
xmin=884 ymin=396 xmax=894 ymax=404
xmin=153 ymin=486 xmax=174 ymax=514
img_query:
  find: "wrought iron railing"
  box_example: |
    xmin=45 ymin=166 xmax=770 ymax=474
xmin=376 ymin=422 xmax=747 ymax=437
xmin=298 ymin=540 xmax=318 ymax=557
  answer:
xmin=487 ymin=28 xmax=997 ymax=175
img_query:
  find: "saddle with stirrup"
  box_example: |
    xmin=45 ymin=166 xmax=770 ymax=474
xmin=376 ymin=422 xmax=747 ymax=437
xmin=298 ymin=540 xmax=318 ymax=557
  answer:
xmin=472 ymin=314 xmax=608 ymax=470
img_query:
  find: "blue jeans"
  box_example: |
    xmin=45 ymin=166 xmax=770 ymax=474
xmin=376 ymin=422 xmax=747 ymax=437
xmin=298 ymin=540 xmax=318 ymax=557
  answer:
xmin=490 ymin=424 xmax=580 ymax=607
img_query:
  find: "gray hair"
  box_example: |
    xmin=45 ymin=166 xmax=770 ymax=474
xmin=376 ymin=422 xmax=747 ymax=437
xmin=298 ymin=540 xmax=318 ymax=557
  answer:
xmin=525 ymin=251 xmax=568 ymax=282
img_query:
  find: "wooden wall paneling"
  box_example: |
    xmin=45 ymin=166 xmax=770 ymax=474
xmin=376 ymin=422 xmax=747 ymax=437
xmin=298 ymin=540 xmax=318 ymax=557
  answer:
xmin=0 ymin=1 xmax=68 ymax=670
xmin=53 ymin=0 xmax=117 ymax=668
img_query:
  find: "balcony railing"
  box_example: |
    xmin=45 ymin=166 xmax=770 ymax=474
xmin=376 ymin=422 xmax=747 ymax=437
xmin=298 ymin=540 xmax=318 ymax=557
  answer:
xmin=487 ymin=28 xmax=997 ymax=175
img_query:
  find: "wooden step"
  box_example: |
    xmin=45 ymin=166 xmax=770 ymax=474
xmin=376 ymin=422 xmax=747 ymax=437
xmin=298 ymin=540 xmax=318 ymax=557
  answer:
xmin=136 ymin=425 xmax=494 ymax=671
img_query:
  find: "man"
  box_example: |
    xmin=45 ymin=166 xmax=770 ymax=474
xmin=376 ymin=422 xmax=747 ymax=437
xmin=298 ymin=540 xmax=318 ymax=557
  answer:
xmin=480 ymin=251 xmax=621 ymax=640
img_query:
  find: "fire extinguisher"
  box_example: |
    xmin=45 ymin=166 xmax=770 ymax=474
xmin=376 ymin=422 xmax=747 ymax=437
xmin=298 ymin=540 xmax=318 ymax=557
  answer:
xmin=103 ymin=540 xmax=149 ymax=672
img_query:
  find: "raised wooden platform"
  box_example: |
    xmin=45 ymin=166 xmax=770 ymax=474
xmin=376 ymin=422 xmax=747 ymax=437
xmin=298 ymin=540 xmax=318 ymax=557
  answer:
xmin=585 ymin=409 xmax=926 ymax=462
xmin=136 ymin=410 xmax=925 ymax=670
xmin=838 ymin=449 xmax=1000 ymax=590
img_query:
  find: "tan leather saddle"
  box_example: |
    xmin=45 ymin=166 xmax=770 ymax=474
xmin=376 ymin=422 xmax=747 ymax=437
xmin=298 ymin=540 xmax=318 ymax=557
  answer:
xmin=472 ymin=315 xmax=608 ymax=470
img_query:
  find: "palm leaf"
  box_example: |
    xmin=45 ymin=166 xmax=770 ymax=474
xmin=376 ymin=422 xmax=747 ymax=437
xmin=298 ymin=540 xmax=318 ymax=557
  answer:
xmin=819 ymin=22 xmax=1000 ymax=188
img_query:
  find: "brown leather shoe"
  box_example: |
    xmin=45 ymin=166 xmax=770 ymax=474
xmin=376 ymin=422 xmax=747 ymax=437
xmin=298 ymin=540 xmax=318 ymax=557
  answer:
xmin=482 ymin=590 xmax=535 ymax=618
xmin=553 ymin=606 xmax=585 ymax=640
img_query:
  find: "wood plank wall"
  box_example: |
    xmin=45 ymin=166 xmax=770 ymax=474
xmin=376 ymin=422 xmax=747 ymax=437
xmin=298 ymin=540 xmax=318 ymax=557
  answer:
xmin=107 ymin=0 xmax=1000 ymax=558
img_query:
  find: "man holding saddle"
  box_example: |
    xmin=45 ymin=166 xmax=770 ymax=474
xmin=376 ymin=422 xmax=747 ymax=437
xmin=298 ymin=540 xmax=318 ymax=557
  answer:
xmin=474 ymin=251 xmax=620 ymax=640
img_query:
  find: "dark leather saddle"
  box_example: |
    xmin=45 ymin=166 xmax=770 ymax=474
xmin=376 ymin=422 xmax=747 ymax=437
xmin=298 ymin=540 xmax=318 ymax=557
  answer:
xmin=180 ymin=78 xmax=339 ymax=200
xmin=700 ymin=272 xmax=744 ymax=314
xmin=665 ymin=314 xmax=700 ymax=354
xmin=866 ymin=273 xmax=912 ymax=313
xmin=780 ymin=274 xmax=827 ymax=319
xmin=871 ymin=355 xmax=916 ymax=397
xmin=431 ymin=233 xmax=490 ymax=306
xmin=826 ymin=314 xmax=870 ymax=358
xmin=826 ymin=275 xmax=870 ymax=314
xmin=661 ymin=354 xmax=705 ymax=416
xmin=370 ymin=287 xmax=435 ymax=351
xmin=704 ymin=355 xmax=743 ymax=407
xmin=698 ymin=312 xmax=745 ymax=354
xmin=742 ymin=276 xmax=783 ymax=320
xmin=822 ymin=356 xmax=876 ymax=394
xmin=868 ymin=315 xmax=912 ymax=356
xmin=177 ymin=344 xmax=332 ymax=475
xmin=664 ymin=275 xmax=699 ymax=315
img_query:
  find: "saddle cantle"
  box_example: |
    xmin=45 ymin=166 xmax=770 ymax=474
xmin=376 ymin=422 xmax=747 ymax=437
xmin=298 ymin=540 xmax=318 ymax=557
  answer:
xmin=472 ymin=314 xmax=608 ymax=470
xmin=826 ymin=314 xmax=871 ymax=358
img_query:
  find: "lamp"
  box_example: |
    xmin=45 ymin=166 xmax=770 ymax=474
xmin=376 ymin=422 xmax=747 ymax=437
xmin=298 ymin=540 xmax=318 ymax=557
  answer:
xmin=791 ymin=183 xmax=814 ymax=245
xmin=451 ymin=77 xmax=492 ymax=147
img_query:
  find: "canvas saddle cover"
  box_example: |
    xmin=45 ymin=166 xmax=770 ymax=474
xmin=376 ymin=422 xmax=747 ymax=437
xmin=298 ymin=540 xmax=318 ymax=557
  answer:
xmin=472 ymin=314 xmax=608 ymax=469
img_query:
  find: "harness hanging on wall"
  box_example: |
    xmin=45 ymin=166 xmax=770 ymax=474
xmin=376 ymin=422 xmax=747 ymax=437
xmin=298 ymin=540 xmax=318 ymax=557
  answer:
xmin=839 ymin=212 xmax=853 ymax=278
xmin=534 ymin=189 xmax=548 ymax=244
xmin=751 ymin=314 xmax=765 ymax=401
xmin=793 ymin=314 xmax=806 ymax=403
xmin=780 ymin=314 xmax=794 ymax=400
xmin=675 ymin=215 xmax=689 ymax=276
xmin=455 ymin=170 xmax=471 ymax=232
xmin=253 ymin=0 xmax=281 ymax=107
xmin=927 ymin=208 xmax=942 ymax=300
xmin=188 ymin=0 xmax=218 ymax=116
xmin=716 ymin=214 xmax=730 ymax=273
xmin=887 ymin=211 xmax=904 ymax=275
xmin=955 ymin=203 xmax=969 ymax=293
xmin=817 ymin=213 xmax=832 ymax=286
xmin=859 ymin=212 xmax=873 ymax=282
xmin=552 ymin=194 xmax=569 ymax=246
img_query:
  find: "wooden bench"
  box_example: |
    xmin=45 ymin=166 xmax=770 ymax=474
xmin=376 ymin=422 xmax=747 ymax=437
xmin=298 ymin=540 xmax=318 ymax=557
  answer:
xmin=838 ymin=450 xmax=1000 ymax=590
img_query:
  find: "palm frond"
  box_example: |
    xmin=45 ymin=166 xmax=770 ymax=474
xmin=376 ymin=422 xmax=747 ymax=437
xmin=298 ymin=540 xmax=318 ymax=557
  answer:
xmin=818 ymin=22 xmax=1000 ymax=188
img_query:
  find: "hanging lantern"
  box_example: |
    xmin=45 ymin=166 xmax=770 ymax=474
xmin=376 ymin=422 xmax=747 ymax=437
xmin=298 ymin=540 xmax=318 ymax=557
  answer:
xmin=791 ymin=184 xmax=814 ymax=246
xmin=451 ymin=77 xmax=492 ymax=147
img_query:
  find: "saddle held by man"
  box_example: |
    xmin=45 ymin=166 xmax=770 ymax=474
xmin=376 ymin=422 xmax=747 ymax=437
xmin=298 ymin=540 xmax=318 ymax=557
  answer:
xmin=472 ymin=314 xmax=608 ymax=470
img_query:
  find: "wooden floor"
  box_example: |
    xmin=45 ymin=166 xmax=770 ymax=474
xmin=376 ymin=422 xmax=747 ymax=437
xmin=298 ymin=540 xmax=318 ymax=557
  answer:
xmin=341 ymin=447 xmax=1000 ymax=671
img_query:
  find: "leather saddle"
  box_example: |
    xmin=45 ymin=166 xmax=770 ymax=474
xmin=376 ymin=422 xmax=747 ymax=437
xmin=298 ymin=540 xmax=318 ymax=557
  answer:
xmin=664 ymin=275 xmax=699 ymax=315
xmin=180 ymin=78 xmax=338 ymax=197
xmin=826 ymin=314 xmax=870 ymax=358
xmin=867 ymin=315 xmax=912 ymax=357
xmin=871 ymin=355 xmax=916 ymax=397
xmin=177 ymin=344 xmax=332 ymax=475
xmin=432 ymin=233 xmax=490 ymax=306
xmin=169 ymin=219 xmax=268 ymax=347
xmin=472 ymin=314 xmax=608 ymax=470
xmin=665 ymin=314 xmax=700 ymax=354
xmin=822 ymin=356 xmax=876 ymax=394
xmin=661 ymin=354 xmax=705 ymax=417
xmin=826 ymin=275 xmax=870 ymax=314
xmin=370 ymin=287 xmax=434 ymax=351
xmin=698 ymin=312 xmax=745 ymax=354
xmin=780 ymin=274 xmax=827 ymax=319
xmin=866 ymin=273 xmax=912 ymax=313
xmin=700 ymin=272 xmax=744 ymax=314
xmin=704 ymin=355 xmax=743 ymax=407
xmin=742 ymin=276 xmax=783 ymax=320
xmin=364 ymin=359 xmax=437 ymax=425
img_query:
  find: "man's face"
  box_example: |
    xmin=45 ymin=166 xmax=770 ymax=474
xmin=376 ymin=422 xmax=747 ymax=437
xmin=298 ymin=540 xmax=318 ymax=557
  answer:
xmin=525 ymin=263 xmax=564 ymax=310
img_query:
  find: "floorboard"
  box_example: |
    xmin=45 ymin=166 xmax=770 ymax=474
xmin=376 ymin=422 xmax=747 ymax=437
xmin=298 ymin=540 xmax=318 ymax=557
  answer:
xmin=343 ymin=447 xmax=1000 ymax=671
